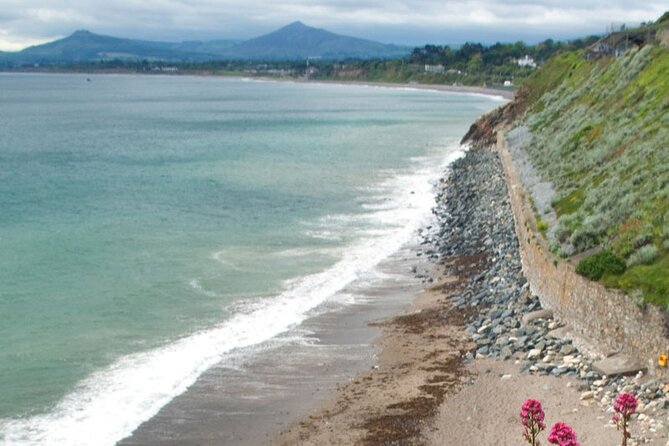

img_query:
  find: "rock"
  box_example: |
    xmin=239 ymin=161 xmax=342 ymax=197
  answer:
xmin=501 ymin=347 xmax=513 ymax=360
xmin=551 ymin=368 xmax=567 ymax=376
xmin=492 ymin=325 xmax=506 ymax=335
xmin=559 ymin=344 xmax=575 ymax=356
xmin=521 ymin=309 xmax=554 ymax=325
xmin=477 ymin=324 xmax=491 ymax=334
xmin=593 ymin=355 xmax=647 ymax=377
xmin=580 ymin=391 xmax=594 ymax=400
xmin=527 ymin=349 xmax=542 ymax=360
xmin=476 ymin=338 xmax=492 ymax=346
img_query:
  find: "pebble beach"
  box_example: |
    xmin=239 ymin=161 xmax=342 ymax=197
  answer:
xmin=274 ymin=146 xmax=669 ymax=445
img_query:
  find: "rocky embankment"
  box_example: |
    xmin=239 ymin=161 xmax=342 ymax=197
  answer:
xmin=421 ymin=147 xmax=668 ymax=442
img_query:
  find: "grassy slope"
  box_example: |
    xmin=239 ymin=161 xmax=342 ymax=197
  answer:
xmin=517 ymin=41 xmax=669 ymax=305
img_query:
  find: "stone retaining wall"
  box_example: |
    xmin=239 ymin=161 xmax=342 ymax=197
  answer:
xmin=497 ymin=135 xmax=669 ymax=375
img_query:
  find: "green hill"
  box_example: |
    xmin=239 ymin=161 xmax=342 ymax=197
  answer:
xmin=473 ymin=15 xmax=669 ymax=305
xmin=0 ymin=30 xmax=226 ymax=64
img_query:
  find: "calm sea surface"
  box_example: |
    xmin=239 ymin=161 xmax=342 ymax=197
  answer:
xmin=0 ymin=73 xmax=501 ymax=444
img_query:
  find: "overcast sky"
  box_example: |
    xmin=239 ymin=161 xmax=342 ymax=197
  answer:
xmin=0 ymin=1 xmax=666 ymax=51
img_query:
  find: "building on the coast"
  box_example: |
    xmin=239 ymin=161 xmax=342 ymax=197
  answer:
xmin=266 ymin=68 xmax=293 ymax=76
xmin=504 ymin=80 xmax=513 ymax=87
xmin=151 ymin=66 xmax=178 ymax=72
xmin=424 ymin=64 xmax=445 ymax=73
xmin=517 ymin=55 xmax=537 ymax=68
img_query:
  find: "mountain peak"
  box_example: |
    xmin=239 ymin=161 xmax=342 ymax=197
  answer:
xmin=70 ymin=30 xmax=95 ymax=37
xmin=283 ymin=21 xmax=309 ymax=30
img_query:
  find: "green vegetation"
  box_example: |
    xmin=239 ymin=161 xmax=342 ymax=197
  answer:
xmin=517 ymin=13 xmax=669 ymax=305
xmin=605 ymin=254 xmax=669 ymax=305
xmin=575 ymin=250 xmax=626 ymax=280
xmin=309 ymin=37 xmax=597 ymax=87
xmin=1 ymin=35 xmax=598 ymax=90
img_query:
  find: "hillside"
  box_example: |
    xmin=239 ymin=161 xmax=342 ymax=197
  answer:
xmin=467 ymin=16 xmax=669 ymax=305
xmin=219 ymin=21 xmax=408 ymax=60
xmin=0 ymin=23 xmax=408 ymax=66
xmin=0 ymin=30 xmax=225 ymax=64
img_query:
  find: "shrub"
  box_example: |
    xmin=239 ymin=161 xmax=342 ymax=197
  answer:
xmin=633 ymin=233 xmax=653 ymax=249
xmin=570 ymin=228 xmax=599 ymax=253
xmin=576 ymin=249 xmax=626 ymax=280
xmin=627 ymin=244 xmax=660 ymax=266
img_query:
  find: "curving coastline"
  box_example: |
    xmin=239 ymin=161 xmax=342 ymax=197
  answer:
xmin=273 ymin=143 xmax=669 ymax=445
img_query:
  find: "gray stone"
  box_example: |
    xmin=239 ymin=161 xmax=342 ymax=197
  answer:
xmin=522 ymin=309 xmax=554 ymax=325
xmin=477 ymin=345 xmax=490 ymax=355
xmin=501 ymin=347 xmax=513 ymax=359
xmin=559 ymin=344 xmax=575 ymax=356
xmin=592 ymin=355 xmax=646 ymax=377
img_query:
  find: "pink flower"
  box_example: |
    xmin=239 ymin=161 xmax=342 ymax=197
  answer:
xmin=547 ymin=422 xmax=581 ymax=446
xmin=521 ymin=398 xmax=546 ymax=429
xmin=613 ymin=393 xmax=638 ymax=446
xmin=613 ymin=393 xmax=638 ymax=417
xmin=521 ymin=399 xmax=546 ymax=446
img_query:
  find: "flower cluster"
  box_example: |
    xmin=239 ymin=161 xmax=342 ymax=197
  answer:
xmin=521 ymin=393 xmax=638 ymax=446
xmin=547 ymin=422 xmax=581 ymax=446
xmin=521 ymin=399 xmax=546 ymax=445
xmin=613 ymin=393 xmax=638 ymax=417
xmin=612 ymin=393 xmax=638 ymax=446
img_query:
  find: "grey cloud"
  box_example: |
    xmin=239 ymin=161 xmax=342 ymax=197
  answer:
xmin=0 ymin=0 xmax=665 ymax=49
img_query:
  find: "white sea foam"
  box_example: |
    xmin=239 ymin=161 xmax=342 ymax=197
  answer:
xmin=0 ymin=143 xmax=465 ymax=446
xmin=210 ymin=250 xmax=243 ymax=271
xmin=188 ymin=278 xmax=221 ymax=298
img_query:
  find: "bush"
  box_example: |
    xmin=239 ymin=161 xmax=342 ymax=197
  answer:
xmin=576 ymin=249 xmax=627 ymax=280
xmin=628 ymin=244 xmax=660 ymax=266
xmin=570 ymin=227 xmax=599 ymax=252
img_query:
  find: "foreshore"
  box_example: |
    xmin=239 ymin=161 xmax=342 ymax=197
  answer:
xmin=271 ymin=147 xmax=668 ymax=445
xmin=289 ymin=79 xmax=515 ymax=100
xmin=116 ymin=80 xmax=665 ymax=445
xmin=121 ymin=142 xmax=668 ymax=446
xmin=1 ymin=69 xmax=515 ymax=100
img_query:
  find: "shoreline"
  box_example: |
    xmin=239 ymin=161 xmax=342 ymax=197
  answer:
xmin=120 ymin=246 xmax=435 ymax=446
xmin=271 ymin=146 xmax=669 ymax=445
xmin=0 ymin=69 xmax=515 ymax=100
xmin=272 ymin=78 xmax=515 ymax=100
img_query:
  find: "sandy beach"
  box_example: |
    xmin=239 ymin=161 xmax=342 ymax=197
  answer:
xmin=120 ymin=92 xmax=666 ymax=446
xmin=294 ymin=79 xmax=515 ymax=100
xmin=271 ymin=147 xmax=669 ymax=446
xmin=123 ymin=145 xmax=669 ymax=446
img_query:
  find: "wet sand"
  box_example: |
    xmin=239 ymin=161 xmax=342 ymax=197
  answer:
xmin=294 ymin=80 xmax=515 ymax=100
xmin=120 ymin=246 xmax=433 ymax=445
xmin=272 ymin=261 xmax=474 ymax=446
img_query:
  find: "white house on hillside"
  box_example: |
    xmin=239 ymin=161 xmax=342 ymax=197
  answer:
xmin=424 ymin=64 xmax=445 ymax=73
xmin=517 ymin=55 xmax=537 ymax=68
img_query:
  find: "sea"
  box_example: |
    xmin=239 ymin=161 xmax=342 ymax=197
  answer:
xmin=0 ymin=73 xmax=502 ymax=445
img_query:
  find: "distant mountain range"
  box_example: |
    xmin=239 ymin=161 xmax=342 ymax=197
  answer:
xmin=0 ymin=22 xmax=410 ymax=65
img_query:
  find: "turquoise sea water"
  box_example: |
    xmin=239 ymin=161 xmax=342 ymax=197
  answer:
xmin=0 ymin=73 xmax=500 ymax=444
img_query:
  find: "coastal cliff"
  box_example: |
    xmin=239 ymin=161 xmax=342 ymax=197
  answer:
xmin=463 ymin=15 xmax=669 ymax=372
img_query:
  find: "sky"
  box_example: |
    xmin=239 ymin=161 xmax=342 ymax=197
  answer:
xmin=0 ymin=1 xmax=666 ymax=51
